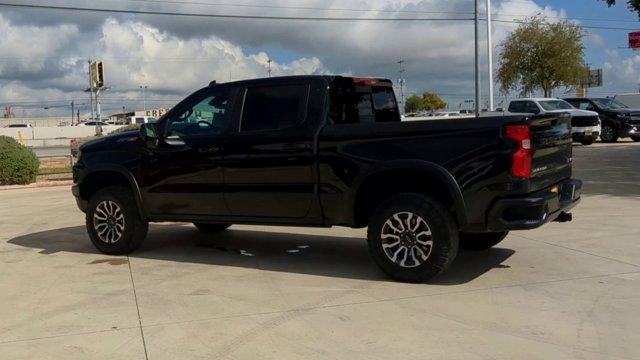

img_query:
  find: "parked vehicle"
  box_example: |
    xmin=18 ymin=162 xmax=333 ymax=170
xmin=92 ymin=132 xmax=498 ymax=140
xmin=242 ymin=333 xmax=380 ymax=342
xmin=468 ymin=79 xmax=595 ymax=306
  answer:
xmin=127 ymin=116 xmax=157 ymax=125
xmin=79 ymin=121 xmax=109 ymax=127
xmin=72 ymin=76 xmax=582 ymax=282
xmin=5 ymin=123 xmax=32 ymax=128
xmin=563 ymin=97 xmax=640 ymax=143
xmin=508 ymin=98 xmax=601 ymax=145
xmin=613 ymin=93 xmax=640 ymax=109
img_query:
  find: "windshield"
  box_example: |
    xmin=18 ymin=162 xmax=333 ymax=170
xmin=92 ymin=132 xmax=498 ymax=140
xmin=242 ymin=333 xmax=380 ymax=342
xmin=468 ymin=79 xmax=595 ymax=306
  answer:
xmin=593 ymin=98 xmax=628 ymax=109
xmin=539 ymin=100 xmax=574 ymax=111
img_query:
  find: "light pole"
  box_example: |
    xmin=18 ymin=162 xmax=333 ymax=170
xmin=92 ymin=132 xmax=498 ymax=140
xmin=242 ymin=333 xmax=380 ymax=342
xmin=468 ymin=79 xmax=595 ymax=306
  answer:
xmin=474 ymin=0 xmax=481 ymax=116
xmin=398 ymin=59 xmax=406 ymax=115
xmin=486 ymin=0 xmax=494 ymax=111
xmin=267 ymin=59 xmax=272 ymax=77
xmin=140 ymin=85 xmax=148 ymax=113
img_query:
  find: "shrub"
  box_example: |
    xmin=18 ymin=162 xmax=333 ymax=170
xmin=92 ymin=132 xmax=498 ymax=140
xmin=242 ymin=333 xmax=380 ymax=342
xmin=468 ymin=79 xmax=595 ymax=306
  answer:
xmin=0 ymin=136 xmax=40 ymax=185
xmin=109 ymin=123 xmax=140 ymax=135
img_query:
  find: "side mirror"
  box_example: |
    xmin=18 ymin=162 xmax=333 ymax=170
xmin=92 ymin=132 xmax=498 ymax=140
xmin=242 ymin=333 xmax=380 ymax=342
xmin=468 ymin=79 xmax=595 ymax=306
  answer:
xmin=140 ymin=123 xmax=158 ymax=142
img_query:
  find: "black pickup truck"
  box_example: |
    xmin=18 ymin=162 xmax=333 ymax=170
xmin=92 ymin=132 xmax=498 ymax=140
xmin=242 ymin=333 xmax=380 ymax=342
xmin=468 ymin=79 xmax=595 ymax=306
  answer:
xmin=72 ymin=75 xmax=582 ymax=282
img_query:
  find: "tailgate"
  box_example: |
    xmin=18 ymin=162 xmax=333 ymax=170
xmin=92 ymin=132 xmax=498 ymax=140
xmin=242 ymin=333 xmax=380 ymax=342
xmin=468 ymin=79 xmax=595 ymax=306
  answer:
xmin=529 ymin=113 xmax=573 ymax=191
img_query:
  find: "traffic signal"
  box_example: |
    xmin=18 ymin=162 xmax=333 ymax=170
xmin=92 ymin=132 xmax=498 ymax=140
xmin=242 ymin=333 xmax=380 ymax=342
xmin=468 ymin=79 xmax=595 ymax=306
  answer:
xmin=91 ymin=61 xmax=104 ymax=88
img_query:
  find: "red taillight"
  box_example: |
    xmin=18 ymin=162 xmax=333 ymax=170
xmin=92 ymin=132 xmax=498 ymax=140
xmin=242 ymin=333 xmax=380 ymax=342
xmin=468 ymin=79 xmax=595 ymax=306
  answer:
xmin=505 ymin=125 xmax=532 ymax=179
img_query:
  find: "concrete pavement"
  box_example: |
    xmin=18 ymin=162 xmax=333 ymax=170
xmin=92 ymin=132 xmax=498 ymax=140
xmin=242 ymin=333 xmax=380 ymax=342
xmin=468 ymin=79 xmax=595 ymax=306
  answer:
xmin=1 ymin=142 xmax=639 ymax=359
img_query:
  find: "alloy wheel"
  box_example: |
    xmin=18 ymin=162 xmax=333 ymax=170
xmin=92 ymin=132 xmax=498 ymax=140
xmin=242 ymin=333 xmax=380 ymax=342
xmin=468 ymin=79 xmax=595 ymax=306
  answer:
xmin=93 ymin=200 xmax=125 ymax=243
xmin=380 ymin=212 xmax=433 ymax=268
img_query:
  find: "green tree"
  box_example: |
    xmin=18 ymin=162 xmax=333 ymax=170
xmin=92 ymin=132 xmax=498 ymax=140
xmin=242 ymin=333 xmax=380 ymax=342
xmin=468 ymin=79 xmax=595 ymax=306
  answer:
xmin=602 ymin=0 xmax=640 ymax=14
xmin=421 ymin=92 xmax=447 ymax=112
xmin=497 ymin=18 xmax=587 ymax=97
xmin=404 ymin=94 xmax=423 ymax=113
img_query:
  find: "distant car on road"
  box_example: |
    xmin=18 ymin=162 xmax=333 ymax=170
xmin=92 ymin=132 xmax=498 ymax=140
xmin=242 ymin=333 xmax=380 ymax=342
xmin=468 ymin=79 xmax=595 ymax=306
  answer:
xmin=79 ymin=121 xmax=109 ymax=127
xmin=563 ymin=97 xmax=640 ymax=143
xmin=127 ymin=116 xmax=157 ymax=125
xmin=508 ymin=98 xmax=601 ymax=145
xmin=5 ymin=123 xmax=32 ymax=128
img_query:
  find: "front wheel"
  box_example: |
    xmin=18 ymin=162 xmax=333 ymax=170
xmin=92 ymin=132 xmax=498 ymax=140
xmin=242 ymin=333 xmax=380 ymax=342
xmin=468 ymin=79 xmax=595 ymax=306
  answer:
xmin=632 ymin=136 xmax=640 ymax=143
xmin=86 ymin=186 xmax=148 ymax=255
xmin=600 ymin=125 xmax=618 ymax=143
xmin=459 ymin=232 xmax=508 ymax=251
xmin=367 ymin=193 xmax=459 ymax=283
xmin=581 ymin=139 xmax=594 ymax=146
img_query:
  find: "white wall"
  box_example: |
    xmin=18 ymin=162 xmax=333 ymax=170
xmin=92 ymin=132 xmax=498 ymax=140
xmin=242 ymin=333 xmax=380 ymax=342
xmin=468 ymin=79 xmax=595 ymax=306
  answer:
xmin=0 ymin=126 xmax=124 ymax=140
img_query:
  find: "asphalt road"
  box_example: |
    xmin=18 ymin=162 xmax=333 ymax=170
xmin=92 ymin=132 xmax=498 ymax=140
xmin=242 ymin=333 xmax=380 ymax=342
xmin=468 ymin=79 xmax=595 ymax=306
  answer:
xmin=1 ymin=142 xmax=639 ymax=359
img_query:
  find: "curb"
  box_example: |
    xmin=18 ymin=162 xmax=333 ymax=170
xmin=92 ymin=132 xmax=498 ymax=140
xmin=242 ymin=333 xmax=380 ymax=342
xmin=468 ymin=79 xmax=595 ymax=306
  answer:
xmin=0 ymin=180 xmax=73 ymax=191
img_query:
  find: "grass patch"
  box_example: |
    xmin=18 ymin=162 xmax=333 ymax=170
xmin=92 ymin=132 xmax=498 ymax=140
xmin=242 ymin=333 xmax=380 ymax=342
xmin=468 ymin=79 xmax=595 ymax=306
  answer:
xmin=38 ymin=166 xmax=72 ymax=175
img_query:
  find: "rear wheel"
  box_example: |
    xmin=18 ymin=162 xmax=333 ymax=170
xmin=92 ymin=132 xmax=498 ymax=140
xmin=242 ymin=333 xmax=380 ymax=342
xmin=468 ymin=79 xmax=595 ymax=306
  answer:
xmin=193 ymin=223 xmax=231 ymax=232
xmin=86 ymin=186 xmax=148 ymax=255
xmin=632 ymin=136 xmax=640 ymax=142
xmin=459 ymin=232 xmax=508 ymax=251
xmin=367 ymin=193 xmax=458 ymax=283
xmin=600 ymin=125 xmax=618 ymax=143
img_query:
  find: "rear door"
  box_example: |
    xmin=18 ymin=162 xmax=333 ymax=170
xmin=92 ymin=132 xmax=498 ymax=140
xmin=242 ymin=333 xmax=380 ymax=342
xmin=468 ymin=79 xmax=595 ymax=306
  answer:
xmin=222 ymin=79 xmax=325 ymax=219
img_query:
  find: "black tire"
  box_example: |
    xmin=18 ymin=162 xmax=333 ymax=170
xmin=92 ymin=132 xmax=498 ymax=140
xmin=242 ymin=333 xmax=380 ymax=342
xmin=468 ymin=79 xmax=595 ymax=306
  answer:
xmin=459 ymin=231 xmax=508 ymax=251
xmin=86 ymin=186 xmax=148 ymax=255
xmin=632 ymin=136 xmax=640 ymax=143
xmin=193 ymin=223 xmax=231 ymax=232
xmin=580 ymin=139 xmax=594 ymax=146
xmin=600 ymin=125 xmax=618 ymax=143
xmin=367 ymin=193 xmax=459 ymax=283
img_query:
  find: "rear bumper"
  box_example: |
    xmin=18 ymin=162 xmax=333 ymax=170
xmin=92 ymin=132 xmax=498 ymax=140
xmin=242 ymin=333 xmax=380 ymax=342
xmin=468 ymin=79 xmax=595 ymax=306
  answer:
xmin=487 ymin=179 xmax=582 ymax=231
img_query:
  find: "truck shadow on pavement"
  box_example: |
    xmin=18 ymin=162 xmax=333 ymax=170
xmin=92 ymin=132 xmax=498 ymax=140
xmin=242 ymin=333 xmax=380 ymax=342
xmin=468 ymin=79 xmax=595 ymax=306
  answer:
xmin=8 ymin=224 xmax=514 ymax=285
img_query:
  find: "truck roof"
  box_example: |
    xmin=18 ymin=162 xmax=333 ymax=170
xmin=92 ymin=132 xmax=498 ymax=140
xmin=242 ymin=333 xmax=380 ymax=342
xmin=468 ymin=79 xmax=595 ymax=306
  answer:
xmin=207 ymin=75 xmax=393 ymax=88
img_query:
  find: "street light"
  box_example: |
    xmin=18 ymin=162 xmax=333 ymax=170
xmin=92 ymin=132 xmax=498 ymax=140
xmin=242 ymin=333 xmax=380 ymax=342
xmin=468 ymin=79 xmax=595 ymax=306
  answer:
xmin=140 ymin=85 xmax=148 ymax=113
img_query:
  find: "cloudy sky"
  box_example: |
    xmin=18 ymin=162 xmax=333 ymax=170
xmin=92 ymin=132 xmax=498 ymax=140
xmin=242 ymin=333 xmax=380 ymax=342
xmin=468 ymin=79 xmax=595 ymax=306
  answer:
xmin=0 ymin=0 xmax=639 ymax=117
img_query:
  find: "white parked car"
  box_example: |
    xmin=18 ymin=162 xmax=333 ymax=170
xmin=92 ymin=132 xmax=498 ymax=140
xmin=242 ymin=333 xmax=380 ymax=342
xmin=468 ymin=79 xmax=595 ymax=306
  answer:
xmin=127 ymin=116 xmax=157 ymax=125
xmin=507 ymin=98 xmax=601 ymax=145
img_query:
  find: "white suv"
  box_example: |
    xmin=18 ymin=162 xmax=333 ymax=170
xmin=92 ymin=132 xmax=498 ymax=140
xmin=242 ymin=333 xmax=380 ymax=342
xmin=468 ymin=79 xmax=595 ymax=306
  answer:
xmin=508 ymin=98 xmax=601 ymax=145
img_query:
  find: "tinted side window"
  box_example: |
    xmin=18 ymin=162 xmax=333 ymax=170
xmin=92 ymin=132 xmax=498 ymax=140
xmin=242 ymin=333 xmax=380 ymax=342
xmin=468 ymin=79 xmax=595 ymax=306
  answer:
xmin=508 ymin=101 xmax=526 ymax=113
xmin=168 ymin=88 xmax=237 ymax=137
xmin=372 ymin=87 xmax=400 ymax=122
xmin=578 ymin=101 xmax=595 ymax=111
xmin=241 ymin=84 xmax=309 ymax=132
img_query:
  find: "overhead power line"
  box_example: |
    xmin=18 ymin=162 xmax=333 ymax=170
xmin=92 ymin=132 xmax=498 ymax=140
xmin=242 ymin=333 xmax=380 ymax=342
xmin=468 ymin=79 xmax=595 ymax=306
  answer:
xmin=123 ymin=0 xmax=476 ymax=16
xmin=0 ymin=3 xmax=474 ymax=21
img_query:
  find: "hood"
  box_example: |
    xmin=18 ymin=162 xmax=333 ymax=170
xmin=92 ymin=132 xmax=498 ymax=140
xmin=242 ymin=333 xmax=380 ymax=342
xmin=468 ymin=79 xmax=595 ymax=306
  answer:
xmin=545 ymin=109 xmax=599 ymax=117
xmin=79 ymin=130 xmax=142 ymax=153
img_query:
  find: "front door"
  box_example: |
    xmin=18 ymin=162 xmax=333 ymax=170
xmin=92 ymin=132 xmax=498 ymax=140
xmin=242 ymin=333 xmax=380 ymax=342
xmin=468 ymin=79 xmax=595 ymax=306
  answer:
xmin=141 ymin=86 xmax=240 ymax=217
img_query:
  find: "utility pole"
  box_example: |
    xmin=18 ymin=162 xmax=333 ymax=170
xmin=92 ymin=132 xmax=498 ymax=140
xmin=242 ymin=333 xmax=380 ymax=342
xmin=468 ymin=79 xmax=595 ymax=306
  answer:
xmin=267 ymin=59 xmax=272 ymax=78
xmin=398 ymin=59 xmax=406 ymax=115
xmin=71 ymin=100 xmax=74 ymax=125
xmin=88 ymin=60 xmax=95 ymax=121
xmin=486 ymin=0 xmax=494 ymax=111
xmin=474 ymin=0 xmax=481 ymax=117
xmin=140 ymin=85 xmax=148 ymax=113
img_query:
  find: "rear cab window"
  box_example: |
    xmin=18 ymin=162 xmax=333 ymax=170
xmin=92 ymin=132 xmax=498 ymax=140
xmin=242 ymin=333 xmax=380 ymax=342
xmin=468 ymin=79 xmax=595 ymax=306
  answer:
xmin=329 ymin=78 xmax=400 ymax=125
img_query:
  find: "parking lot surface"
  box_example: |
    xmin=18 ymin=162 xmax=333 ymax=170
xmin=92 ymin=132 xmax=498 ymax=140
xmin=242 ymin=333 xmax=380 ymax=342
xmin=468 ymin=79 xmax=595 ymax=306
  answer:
xmin=1 ymin=141 xmax=639 ymax=360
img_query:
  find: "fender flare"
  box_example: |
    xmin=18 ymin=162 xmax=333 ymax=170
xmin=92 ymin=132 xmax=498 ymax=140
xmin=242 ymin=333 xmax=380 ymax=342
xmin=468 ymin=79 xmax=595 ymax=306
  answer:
xmin=78 ymin=164 xmax=147 ymax=219
xmin=351 ymin=160 xmax=468 ymax=227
